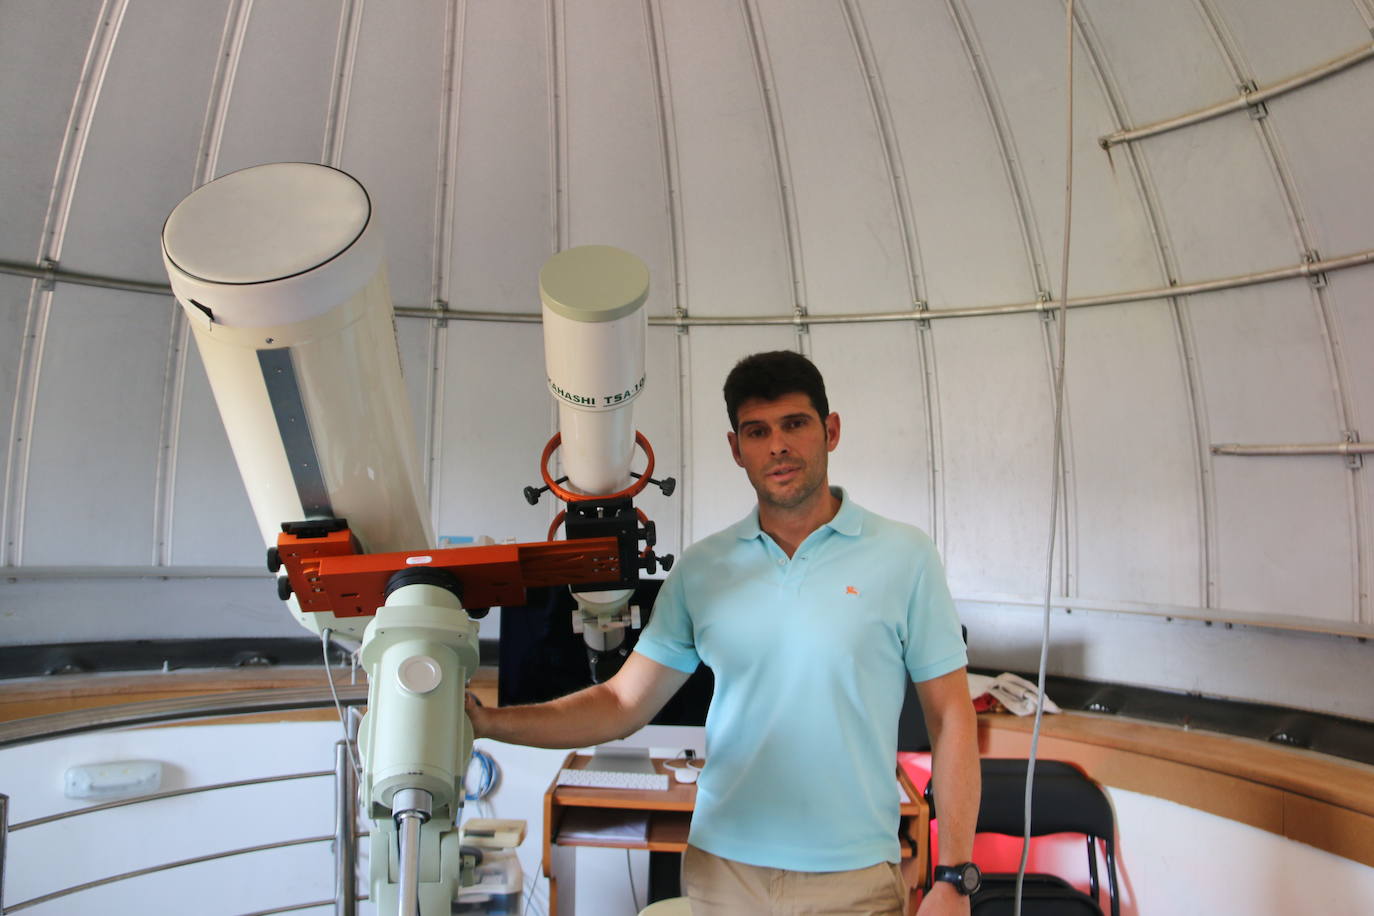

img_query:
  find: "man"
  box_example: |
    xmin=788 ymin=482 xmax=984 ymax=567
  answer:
xmin=468 ymin=351 xmax=979 ymax=914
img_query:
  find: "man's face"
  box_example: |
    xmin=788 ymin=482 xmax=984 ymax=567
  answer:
xmin=728 ymin=392 xmax=841 ymax=511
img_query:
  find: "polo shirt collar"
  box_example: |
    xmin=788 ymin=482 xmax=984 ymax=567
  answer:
xmin=733 ymin=487 xmax=865 ymax=540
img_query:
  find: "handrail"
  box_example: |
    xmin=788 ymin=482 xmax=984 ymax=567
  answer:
xmin=6 ymin=835 xmax=334 ymax=912
xmin=239 ymin=894 xmax=371 ymax=916
xmin=0 ymin=684 xmax=368 ymax=749
xmin=10 ymin=770 xmax=333 ymax=831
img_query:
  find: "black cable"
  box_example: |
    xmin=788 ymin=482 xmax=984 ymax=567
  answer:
xmin=627 ymin=848 xmax=641 ymax=913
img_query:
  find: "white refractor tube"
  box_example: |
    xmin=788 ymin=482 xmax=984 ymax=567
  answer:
xmin=539 ymin=246 xmax=650 ymax=650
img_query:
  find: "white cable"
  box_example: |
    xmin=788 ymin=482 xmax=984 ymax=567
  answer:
xmin=321 ymin=627 xmax=363 ymax=780
xmin=1015 ymin=3 xmax=1076 ymax=915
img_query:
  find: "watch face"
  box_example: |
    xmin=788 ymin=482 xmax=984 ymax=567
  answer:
xmin=936 ymin=863 xmax=982 ymax=895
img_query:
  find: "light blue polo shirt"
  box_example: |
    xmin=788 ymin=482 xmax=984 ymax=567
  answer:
xmin=634 ymin=488 xmax=966 ymax=872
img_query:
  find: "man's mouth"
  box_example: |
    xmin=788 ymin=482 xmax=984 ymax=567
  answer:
xmin=768 ymin=465 xmax=801 ymax=481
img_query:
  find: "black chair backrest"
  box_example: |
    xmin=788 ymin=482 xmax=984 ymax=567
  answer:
xmin=975 ymin=759 xmax=1114 ymax=840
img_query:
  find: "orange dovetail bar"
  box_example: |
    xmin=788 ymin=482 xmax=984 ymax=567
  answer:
xmin=275 ymin=527 xmax=624 ymax=618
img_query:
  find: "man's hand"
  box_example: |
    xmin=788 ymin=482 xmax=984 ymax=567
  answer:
xmin=465 ymin=691 xmax=487 ymax=737
xmin=915 ymin=881 xmax=971 ymax=915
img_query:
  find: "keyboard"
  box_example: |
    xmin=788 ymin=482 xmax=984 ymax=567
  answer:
xmin=556 ymin=768 xmax=669 ymax=791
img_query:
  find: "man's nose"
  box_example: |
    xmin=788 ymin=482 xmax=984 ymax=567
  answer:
xmin=768 ymin=430 xmax=789 ymax=454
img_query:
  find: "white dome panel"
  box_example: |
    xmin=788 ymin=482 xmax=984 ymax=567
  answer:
xmin=0 ymin=2 xmax=102 ymax=262
xmin=756 ymin=0 xmax=911 ymax=316
xmin=435 ymin=322 xmax=554 ymax=545
xmin=1065 ymin=301 xmax=1201 ymax=608
xmin=811 ymin=322 xmax=933 ymax=534
xmin=449 ymin=0 xmax=554 ymax=315
xmin=19 ymin=287 xmax=170 ymax=566
xmin=56 ymin=0 xmax=222 ymax=284
xmin=1210 ymin=0 xmax=1369 ymax=84
xmin=869 ymin=0 xmax=1034 ymax=308
xmin=661 ymin=0 xmax=793 ymax=318
xmin=1212 ymin=457 xmax=1354 ymax=620
xmin=336 ymin=1 xmax=448 ymax=309
xmin=211 ymin=2 xmax=340 ymax=179
xmin=1265 ymin=76 xmax=1374 ymax=258
xmin=935 ymin=314 xmax=1057 ymax=597
xmin=964 ymin=0 xmax=1164 ymax=299
xmin=563 ymin=0 xmax=675 ymax=319
xmin=1143 ymin=117 xmax=1299 ymax=277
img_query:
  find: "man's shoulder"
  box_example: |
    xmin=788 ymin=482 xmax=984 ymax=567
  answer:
xmin=851 ymin=503 xmax=938 ymax=554
xmin=675 ymin=518 xmax=752 ymax=569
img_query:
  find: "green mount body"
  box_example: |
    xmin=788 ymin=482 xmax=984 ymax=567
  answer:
xmin=359 ymin=583 xmax=480 ymax=915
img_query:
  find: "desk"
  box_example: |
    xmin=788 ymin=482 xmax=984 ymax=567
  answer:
xmin=541 ymin=752 xmax=929 ymax=915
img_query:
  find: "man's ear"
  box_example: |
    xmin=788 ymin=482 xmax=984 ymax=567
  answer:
xmin=825 ymin=412 xmax=841 ymax=452
xmin=727 ymin=430 xmax=744 ymax=467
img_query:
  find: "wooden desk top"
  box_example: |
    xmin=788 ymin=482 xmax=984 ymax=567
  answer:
xmin=548 ymin=752 xmax=698 ymax=812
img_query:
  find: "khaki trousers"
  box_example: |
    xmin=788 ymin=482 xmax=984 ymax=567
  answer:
xmin=682 ymin=844 xmax=908 ymax=916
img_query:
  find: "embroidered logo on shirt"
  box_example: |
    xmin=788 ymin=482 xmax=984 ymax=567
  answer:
xmin=845 ymin=585 xmax=860 ymax=596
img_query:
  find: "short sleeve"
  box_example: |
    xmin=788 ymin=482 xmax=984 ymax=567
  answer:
xmin=903 ymin=544 xmax=968 ymax=683
xmin=633 ymin=564 xmax=701 ymax=674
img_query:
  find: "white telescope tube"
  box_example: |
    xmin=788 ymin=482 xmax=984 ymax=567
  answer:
xmin=539 ymin=246 xmax=650 ymax=648
xmin=161 ymin=163 xmax=432 ymax=639
xmin=539 ymin=245 xmax=649 ymax=496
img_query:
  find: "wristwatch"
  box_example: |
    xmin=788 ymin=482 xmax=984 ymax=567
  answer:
xmin=932 ymin=862 xmax=982 ymax=895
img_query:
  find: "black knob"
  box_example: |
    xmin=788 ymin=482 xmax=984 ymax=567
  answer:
xmin=523 ymin=485 xmax=542 ymax=506
xmin=266 ymin=546 xmax=281 ymax=573
xmin=640 ymin=520 xmax=657 ymax=548
xmin=660 ymin=554 xmax=675 ymax=572
xmin=468 ymin=607 xmax=490 ymax=619
xmin=276 ymin=575 xmax=293 ymax=601
xmin=659 ymin=476 xmax=677 ymax=497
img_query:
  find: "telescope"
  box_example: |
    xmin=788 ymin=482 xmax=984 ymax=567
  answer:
xmin=162 ymin=163 xmax=670 ymax=914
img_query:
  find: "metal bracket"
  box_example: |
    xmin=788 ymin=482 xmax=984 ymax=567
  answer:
xmin=39 ymin=258 xmax=58 ymax=292
xmin=1239 ymin=81 xmax=1268 ymax=120
xmin=674 ymin=306 xmax=688 ymax=335
xmin=1344 ymin=430 xmax=1362 ymax=470
xmin=913 ymin=299 xmax=930 ymax=330
xmin=1037 ymin=290 xmax=1054 ymax=322
xmin=792 ymin=304 xmax=809 ymax=335
xmin=432 ymin=299 xmax=449 ymax=329
xmin=1303 ymin=250 xmax=1328 ymax=289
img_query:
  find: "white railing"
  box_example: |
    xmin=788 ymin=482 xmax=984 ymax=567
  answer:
xmin=0 ymin=687 xmax=368 ymax=915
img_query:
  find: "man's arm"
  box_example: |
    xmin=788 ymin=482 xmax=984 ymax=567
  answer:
xmin=915 ymin=666 xmax=980 ymax=913
xmin=467 ymin=652 xmax=692 ymax=749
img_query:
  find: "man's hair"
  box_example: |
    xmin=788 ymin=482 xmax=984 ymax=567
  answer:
xmin=722 ymin=350 xmax=830 ymax=432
